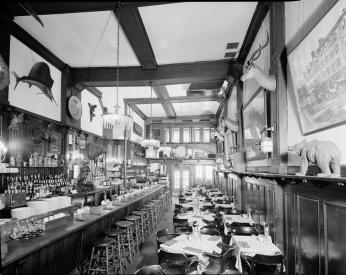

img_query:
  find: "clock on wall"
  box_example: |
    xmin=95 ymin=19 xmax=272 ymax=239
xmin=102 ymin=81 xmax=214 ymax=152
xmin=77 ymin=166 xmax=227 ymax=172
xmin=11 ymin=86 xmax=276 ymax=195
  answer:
xmin=174 ymin=145 xmax=187 ymax=159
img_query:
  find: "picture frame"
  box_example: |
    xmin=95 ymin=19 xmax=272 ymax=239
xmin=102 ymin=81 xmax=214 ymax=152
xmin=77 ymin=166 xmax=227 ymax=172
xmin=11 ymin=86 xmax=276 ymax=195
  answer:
xmin=242 ymin=87 xmax=268 ymax=161
xmin=287 ymin=0 xmax=346 ymax=135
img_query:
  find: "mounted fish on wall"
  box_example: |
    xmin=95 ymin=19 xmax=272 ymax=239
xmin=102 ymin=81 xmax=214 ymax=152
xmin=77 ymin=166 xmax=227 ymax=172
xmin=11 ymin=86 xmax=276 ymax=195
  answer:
xmin=88 ymin=103 xmax=97 ymax=122
xmin=12 ymin=62 xmax=56 ymax=104
xmin=0 ymin=54 xmax=10 ymax=90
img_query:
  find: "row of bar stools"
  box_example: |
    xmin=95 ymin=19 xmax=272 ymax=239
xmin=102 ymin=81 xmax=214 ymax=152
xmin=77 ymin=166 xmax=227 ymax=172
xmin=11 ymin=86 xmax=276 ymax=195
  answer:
xmin=138 ymin=206 xmax=153 ymax=237
xmin=104 ymin=228 xmax=126 ymax=274
xmin=124 ymin=215 xmax=141 ymax=252
xmin=115 ymin=220 xmax=136 ymax=265
xmin=131 ymin=210 xmax=146 ymax=242
xmin=88 ymin=238 xmax=115 ymax=275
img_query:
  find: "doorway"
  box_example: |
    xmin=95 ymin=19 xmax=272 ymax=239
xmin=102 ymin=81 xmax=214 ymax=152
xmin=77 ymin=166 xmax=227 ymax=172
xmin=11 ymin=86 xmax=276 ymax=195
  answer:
xmin=172 ymin=166 xmax=191 ymax=195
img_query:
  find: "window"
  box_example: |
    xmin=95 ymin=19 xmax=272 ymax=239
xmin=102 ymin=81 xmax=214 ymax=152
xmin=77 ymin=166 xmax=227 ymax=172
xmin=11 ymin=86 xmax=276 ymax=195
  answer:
xmin=164 ymin=128 xmax=170 ymax=143
xmin=174 ymin=170 xmax=180 ymax=188
xmin=193 ymin=128 xmax=200 ymax=142
xmin=183 ymin=128 xmax=191 ymax=143
xmin=172 ymin=128 xmax=180 ymax=143
xmin=195 ymin=165 xmax=203 ymax=180
xmin=205 ymin=166 xmax=213 ymax=181
xmin=182 ymin=170 xmax=190 ymax=189
xmin=153 ymin=128 xmax=161 ymax=140
xmin=203 ymin=128 xmax=210 ymax=142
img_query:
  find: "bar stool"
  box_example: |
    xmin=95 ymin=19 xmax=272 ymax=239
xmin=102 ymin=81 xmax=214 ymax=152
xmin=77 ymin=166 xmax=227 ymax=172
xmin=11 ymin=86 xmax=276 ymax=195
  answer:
xmin=125 ymin=215 xmax=141 ymax=251
xmin=132 ymin=210 xmax=147 ymax=241
xmin=143 ymin=203 xmax=156 ymax=232
xmin=105 ymin=228 xmax=126 ymax=274
xmin=88 ymin=237 xmax=115 ymax=275
xmin=115 ymin=220 xmax=136 ymax=265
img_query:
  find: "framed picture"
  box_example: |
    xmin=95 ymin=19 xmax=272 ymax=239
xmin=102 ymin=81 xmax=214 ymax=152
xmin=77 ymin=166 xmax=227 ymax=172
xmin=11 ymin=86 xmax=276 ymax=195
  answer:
xmin=133 ymin=121 xmax=143 ymax=137
xmin=288 ymin=0 xmax=346 ymax=134
xmin=242 ymin=87 xmax=268 ymax=160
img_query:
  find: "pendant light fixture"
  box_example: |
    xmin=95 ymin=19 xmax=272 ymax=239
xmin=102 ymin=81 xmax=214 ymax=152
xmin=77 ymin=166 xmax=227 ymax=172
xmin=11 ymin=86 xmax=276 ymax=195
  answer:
xmin=142 ymin=82 xmax=160 ymax=150
xmin=102 ymin=2 xmax=132 ymax=138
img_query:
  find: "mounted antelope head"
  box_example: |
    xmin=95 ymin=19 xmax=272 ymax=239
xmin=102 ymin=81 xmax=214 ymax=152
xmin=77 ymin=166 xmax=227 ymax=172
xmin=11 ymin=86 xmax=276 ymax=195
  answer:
xmin=88 ymin=103 xmax=97 ymax=122
xmin=241 ymin=31 xmax=276 ymax=92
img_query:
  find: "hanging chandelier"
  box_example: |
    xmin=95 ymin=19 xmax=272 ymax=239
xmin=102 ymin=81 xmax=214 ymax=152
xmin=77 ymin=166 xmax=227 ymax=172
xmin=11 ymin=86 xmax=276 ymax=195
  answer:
xmin=102 ymin=2 xmax=132 ymax=136
xmin=142 ymin=82 xmax=160 ymax=149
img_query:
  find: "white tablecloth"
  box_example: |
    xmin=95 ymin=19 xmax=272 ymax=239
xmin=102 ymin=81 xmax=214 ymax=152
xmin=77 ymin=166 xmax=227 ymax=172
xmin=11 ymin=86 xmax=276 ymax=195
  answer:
xmin=231 ymin=235 xmax=282 ymax=272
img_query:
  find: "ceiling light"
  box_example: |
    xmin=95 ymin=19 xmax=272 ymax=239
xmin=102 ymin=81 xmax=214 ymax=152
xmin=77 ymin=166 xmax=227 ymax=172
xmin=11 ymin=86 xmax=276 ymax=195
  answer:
xmin=102 ymin=3 xmax=133 ymax=136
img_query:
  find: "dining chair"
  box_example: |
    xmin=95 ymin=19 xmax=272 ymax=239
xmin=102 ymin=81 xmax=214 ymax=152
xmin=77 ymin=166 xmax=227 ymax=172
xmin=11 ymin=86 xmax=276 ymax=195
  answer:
xmin=158 ymin=250 xmax=199 ymax=274
xmin=201 ymin=204 xmax=214 ymax=212
xmin=174 ymin=208 xmax=184 ymax=216
xmin=214 ymin=199 xmax=226 ymax=204
xmin=241 ymin=254 xmax=285 ymax=275
xmin=200 ymin=227 xmax=220 ymax=236
xmin=203 ymin=243 xmax=239 ymax=274
xmin=175 ymin=204 xmax=183 ymax=210
xmin=179 ymin=198 xmax=187 ymax=204
xmin=156 ymin=229 xmax=181 ymax=249
xmin=230 ymin=224 xmax=258 ymax=236
xmin=173 ymin=217 xmax=192 ymax=234
xmin=135 ymin=264 xmax=168 ymax=275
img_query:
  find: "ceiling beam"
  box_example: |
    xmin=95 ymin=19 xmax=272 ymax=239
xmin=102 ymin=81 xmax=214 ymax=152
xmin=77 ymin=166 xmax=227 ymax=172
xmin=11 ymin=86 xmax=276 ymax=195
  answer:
xmin=237 ymin=2 xmax=270 ymax=64
xmin=124 ymin=95 xmax=217 ymax=105
xmin=115 ymin=6 xmax=156 ymax=69
xmin=188 ymin=80 xmax=224 ymax=91
xmin=128 ymin=103 xmax=147 ymax=120
xmin=5 ymin=2 xmax=178 ymax=16
xmin=71 ymin=59 xmax=239 ymax=87
xmin=153 ymin=85 xmax=176 ymax=119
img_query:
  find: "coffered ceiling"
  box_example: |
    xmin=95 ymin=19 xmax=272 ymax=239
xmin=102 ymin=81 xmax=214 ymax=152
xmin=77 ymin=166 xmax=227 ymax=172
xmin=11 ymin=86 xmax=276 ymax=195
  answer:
xmin=5 ymin=1 xmax=264 ymax=123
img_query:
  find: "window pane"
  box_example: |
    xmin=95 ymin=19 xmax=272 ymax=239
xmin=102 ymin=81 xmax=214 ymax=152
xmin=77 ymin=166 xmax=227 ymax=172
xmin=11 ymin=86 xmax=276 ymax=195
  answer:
xmin=183 ymin=170 xmax=189 ymax=189
xmin=205 ymin=166 xmax=213 ymax=181
xmin=195 ymin=165 xmax=203 ymax=179
xmin=174 ymin=170 xmax=180 ymax=188
xmin=183 ymin=128 xmax=191 ymax=143
xmin=172 ymin=128 xmax=180 ymax=143
xmin=193 ymin=128 xmax=200 ymax=142
xmin=203 ymin=128 xmax=210 ymax=142
xmin=165 ymin=128 xmax=170 ymax=143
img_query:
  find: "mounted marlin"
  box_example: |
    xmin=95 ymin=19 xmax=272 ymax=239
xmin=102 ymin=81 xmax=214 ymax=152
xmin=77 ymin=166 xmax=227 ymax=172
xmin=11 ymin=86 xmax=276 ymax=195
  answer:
xmin=12 ymin=62 xmax=57 ymax=105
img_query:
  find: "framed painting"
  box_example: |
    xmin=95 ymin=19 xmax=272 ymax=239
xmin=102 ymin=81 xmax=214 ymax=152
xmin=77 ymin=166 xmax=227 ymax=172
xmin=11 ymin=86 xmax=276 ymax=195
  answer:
xmin=288 ymin=0 xmax=346 ymax=134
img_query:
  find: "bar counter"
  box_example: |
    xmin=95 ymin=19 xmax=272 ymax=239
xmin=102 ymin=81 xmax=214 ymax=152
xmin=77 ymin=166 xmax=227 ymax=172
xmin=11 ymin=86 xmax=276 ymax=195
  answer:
xmin=2 ymin=184 xmax=166 ymax=275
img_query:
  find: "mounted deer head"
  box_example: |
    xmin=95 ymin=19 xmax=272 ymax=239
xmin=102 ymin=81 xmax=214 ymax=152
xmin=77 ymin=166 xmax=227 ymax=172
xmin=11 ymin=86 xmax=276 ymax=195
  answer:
xmin=88 ymin=103 xmax=97 ymax=122
xmin=241 ymin=31 xmax=276 ymax=92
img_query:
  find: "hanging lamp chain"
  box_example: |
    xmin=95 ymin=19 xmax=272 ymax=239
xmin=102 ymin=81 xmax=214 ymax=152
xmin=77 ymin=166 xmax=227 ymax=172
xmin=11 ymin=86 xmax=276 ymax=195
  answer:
xmin=116 ymin=2 xmax=120 ymax=108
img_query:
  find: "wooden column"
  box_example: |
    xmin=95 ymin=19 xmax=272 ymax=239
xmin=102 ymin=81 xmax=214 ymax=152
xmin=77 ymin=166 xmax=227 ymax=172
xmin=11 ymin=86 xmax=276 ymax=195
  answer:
xmin=0 ymin=10 xmax=11 ymax=105
xmin=269 ymin=2 xmax=287 ymax=174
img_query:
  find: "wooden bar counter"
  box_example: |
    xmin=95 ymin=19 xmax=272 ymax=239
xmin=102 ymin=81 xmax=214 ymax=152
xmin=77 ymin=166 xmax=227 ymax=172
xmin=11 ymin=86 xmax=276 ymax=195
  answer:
xmin=2 ymin=184 xmax=166 ymax=275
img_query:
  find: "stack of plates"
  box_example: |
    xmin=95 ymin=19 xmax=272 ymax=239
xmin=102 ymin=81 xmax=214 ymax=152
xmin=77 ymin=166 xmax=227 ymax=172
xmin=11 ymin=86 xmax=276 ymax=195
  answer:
xmin=11 ymin=207 xmax=33 ymax=219
xmin=27 ymin=200 xmax=49 ymax=215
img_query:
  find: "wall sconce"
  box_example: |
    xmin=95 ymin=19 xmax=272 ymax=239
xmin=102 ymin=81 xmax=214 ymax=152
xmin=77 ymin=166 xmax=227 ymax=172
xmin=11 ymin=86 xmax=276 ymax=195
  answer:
xmin=260 ymin=124 xmax=276 ymax=153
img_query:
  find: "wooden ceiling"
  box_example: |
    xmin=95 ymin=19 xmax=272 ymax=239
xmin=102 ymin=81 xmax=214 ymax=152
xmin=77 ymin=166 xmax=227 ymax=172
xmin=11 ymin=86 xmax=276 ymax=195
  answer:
xmin=3 ymin=2 xmax=269 ymax=122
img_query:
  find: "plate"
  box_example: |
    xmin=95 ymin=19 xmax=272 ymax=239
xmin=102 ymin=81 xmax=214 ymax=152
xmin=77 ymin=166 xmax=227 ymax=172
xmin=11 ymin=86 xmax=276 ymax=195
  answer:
xmin=68 ymin=96 xmax=82 ymax=120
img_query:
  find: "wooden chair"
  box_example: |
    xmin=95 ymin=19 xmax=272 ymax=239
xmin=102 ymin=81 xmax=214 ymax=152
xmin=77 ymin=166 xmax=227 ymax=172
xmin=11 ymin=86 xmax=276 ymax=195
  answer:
xmin=228 ymin=223 xmax=258 ymax=236
xmin=200 ymin=227 xmax=220 ymax=236
xmin=156 ymin=229 xmax=180 ymax=249
xmin=135 ymin=264 xmax=167 ymax=275
xmin=203 ymin=243 xmax=239 ymax=274
xmin=158 ymin=250 xmax=198 ymax=274
xmin=241 ymin=254 xmax=285 ymax=275
xmin=173 ymin=217 xmax=192 ymax=234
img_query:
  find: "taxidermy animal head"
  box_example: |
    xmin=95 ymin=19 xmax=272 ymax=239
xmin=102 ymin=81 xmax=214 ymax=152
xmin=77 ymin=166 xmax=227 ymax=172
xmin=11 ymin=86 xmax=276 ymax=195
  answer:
xmin=88 ymin=103 xmax=97 ymax=122
xmin=241 ymin=31 xmax=276 ymax=92
xmin=0 ymin=54 xmax=10 ymax=90
xmin=9 ymin=113 xmax=24 ymax=131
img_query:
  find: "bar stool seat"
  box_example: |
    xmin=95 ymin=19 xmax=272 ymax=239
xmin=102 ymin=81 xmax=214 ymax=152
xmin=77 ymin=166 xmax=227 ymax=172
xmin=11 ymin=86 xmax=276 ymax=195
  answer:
xmin=105 ymin=228 xmax=126 ymax=237
xmin=116 ymin=221 xmax=133 ymax=228
xmin=94 ymin=237 xmax=115 ymax=247
xmin=125 ymin=215 xmax=141 ymax=221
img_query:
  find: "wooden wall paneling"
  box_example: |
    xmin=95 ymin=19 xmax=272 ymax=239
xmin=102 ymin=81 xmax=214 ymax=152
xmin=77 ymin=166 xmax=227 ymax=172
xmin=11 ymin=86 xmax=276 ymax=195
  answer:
xmin=297 ymin=196 xmax=321 ymax=275
xmin=284 ymin=192 xmax=297 ymax=275
xmin=324 ymin=202 xmax=346 ymax=275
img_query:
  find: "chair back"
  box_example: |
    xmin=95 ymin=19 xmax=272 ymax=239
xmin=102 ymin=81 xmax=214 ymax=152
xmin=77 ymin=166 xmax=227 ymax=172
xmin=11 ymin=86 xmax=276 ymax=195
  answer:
xmin=200 ymin=227 xmax=220 ymax=236
xmin=135 ymin=265 xmax=167 ymax=275
xmin=156 ymin=228 xmax=169 ymax=239
xmin=175 ymin=204 xmax=183 ymax=209
xmin=235 ymin=225 xmax=258 ymax=236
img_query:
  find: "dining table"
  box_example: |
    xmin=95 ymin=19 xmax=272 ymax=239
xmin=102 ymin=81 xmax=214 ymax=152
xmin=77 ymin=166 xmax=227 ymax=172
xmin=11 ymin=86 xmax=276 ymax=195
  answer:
xmin=231 ymin=235 xmax=283 ymax=273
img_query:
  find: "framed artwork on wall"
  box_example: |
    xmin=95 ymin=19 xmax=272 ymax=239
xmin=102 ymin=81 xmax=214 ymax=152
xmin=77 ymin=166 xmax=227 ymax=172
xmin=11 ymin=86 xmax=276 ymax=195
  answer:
xmin=288 ymin=0 xmax=346 ymax=134
xmin=242 ymin=87 xmax=269 ymax=161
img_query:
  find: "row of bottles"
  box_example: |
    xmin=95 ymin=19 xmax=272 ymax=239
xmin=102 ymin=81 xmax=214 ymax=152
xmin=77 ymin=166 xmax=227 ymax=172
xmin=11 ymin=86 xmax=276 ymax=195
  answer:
xmin=3 ymin=173 xmax=74 ymax=200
